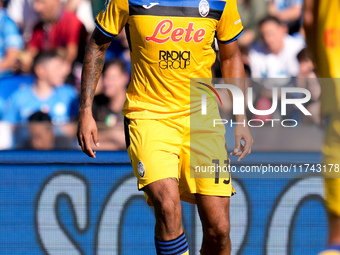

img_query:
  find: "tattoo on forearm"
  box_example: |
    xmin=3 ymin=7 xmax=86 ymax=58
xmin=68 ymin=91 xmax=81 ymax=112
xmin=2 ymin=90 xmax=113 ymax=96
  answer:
xmin=79 ymin=28 xmax=113 ymax=111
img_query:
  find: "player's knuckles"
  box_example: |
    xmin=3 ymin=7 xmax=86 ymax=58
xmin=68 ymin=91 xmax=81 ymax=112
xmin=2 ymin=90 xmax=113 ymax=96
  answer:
xmin=245 ymin=141 xmax=253 ymax=148
xmin=245 ymin=137 xmax=252 ymax=142
xmin=82 ymin=130 xmax=91 ymax=136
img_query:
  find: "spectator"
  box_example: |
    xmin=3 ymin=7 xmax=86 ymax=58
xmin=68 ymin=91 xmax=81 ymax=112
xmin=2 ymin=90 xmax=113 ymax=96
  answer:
xmin=22 ymin=111 xmax=76 ymax=150
xmin=249 ymin=16 xmax=304 ymax=78
xmin=21 ymin=0 xmax=87 ymax=73
xmin=0 ymin=0 xmax=24 ymax=77
xmin=6 ymin=0 xmax=39 ymax=43
xmin=301 ymin=74 xmax=321 ymax=125
xmin=296 ymin=48 xmax=321 ymax=125
xmin=268 ymin=0 xmax=302 ymax=34
xmin=0 ymin=75 xmax=35 ymax=119
xmin=3 ymin=51 xmax=78 ymax=124
xmin=92 ymin=59 xmax=128 ymax=150
xmin=297 ymin=48 xmax=315 ymax=78
xmin=237 ymin=0 xmax=268 ymax=47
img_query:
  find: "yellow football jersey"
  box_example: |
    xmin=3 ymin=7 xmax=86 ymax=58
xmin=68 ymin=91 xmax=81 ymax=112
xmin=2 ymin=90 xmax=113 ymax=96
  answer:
xmin=315 ymin=0 xmax=340 ymax=115
xmin=96 ymin=0 xmax=243 ymax=119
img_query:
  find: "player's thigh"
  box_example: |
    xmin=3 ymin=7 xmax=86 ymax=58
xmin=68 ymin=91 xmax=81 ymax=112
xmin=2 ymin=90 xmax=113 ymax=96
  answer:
xmin=125 ymin=118 xmax=182 ymax=190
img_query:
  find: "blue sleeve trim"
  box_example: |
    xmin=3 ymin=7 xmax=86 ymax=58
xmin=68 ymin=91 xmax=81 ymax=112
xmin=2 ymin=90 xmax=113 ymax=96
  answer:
xmin=217 ymin=29 xmax=244 ymax=44
xmin=95 ymin=21 xmax=116 ymax=38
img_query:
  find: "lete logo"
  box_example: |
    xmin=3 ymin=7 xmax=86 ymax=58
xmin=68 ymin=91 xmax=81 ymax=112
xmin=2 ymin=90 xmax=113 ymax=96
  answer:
xmin=146 ymin=19 xmax=206 ymax=43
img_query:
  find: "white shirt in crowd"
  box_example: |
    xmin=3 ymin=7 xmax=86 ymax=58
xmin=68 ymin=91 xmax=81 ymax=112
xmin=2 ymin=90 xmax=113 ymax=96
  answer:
xmin=249 ymin=35 xmax=305 ymax=78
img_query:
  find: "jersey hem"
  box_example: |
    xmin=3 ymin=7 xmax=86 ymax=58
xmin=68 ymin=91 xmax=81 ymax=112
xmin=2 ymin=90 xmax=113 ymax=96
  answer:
xmin=122 ymin=110 xmax=191 ymax=120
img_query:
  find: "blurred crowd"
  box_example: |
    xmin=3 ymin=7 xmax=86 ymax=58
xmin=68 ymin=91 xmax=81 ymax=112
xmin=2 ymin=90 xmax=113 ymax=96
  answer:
xmin=0 ymin=0 xmax=321 ymax=150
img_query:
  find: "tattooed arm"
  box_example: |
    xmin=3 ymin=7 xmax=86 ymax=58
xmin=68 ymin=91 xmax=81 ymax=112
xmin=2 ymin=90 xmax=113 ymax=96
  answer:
xmin=77 ymin=28 xmax=113 ymax=158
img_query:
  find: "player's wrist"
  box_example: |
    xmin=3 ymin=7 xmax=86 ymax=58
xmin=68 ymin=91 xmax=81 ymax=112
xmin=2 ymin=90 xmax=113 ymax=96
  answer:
xmin=79 ymin=107 xmax=93 ymax=116
xmin=235 ymin=115 xmax=247 ymax=122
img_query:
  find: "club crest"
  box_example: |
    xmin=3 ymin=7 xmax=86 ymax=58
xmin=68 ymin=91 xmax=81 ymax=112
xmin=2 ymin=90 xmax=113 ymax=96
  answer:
xmin=138 ymin=161 xmax=145 ymax=178
xmin=199 ymin=0 xmax=209 ymax=17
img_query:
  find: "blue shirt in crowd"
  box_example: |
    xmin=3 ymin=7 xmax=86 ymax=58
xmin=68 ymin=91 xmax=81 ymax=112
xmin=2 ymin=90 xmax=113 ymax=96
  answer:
xmin=2 ymin=84 xmax=78 ymax=124
xmin=0 ymin=9 xmax=24 ymax=77
xmin=273 ymin=0 xmax=302 ymax=11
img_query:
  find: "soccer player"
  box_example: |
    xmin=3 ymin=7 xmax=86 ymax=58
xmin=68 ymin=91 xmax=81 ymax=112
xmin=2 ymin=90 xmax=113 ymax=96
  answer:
xmin=304 ymin=0 xmax=340 ymax=254
xmin=77 ymin=0 xmax=253 ymax=254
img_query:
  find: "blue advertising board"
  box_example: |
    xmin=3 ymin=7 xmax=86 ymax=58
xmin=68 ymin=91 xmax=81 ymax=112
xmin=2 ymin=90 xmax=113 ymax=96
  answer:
xmin=0 ymin=151 xmax=328 ymax=254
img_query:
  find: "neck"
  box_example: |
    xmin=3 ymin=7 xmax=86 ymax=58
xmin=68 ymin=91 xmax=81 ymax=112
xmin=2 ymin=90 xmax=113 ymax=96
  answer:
xmin=47 ymin=6 xmax=62 ymax=23
xmin=34 ymin=79 xmax=54 ymax=99
xmin=272 ymin=41 xmax=284 ymax=55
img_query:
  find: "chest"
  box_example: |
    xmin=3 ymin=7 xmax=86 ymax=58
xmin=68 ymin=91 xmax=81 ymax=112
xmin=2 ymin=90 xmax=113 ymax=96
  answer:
xmin=126 ymin=0 xmax=224 ymax=46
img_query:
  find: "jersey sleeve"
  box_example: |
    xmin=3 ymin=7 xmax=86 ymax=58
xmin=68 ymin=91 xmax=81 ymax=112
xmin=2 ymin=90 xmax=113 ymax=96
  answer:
xmin=216 ymin=0 xmax=244 ymax=44
xmin=95 ymin=0 xmax=129 ymax=38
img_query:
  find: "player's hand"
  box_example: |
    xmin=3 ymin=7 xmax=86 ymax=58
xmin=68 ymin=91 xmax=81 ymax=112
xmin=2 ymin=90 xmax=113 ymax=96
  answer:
xmin=230 ymin=124 xmax=254 ymax=162
xmin=77 ymin=110 xmax=99 ymax=158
